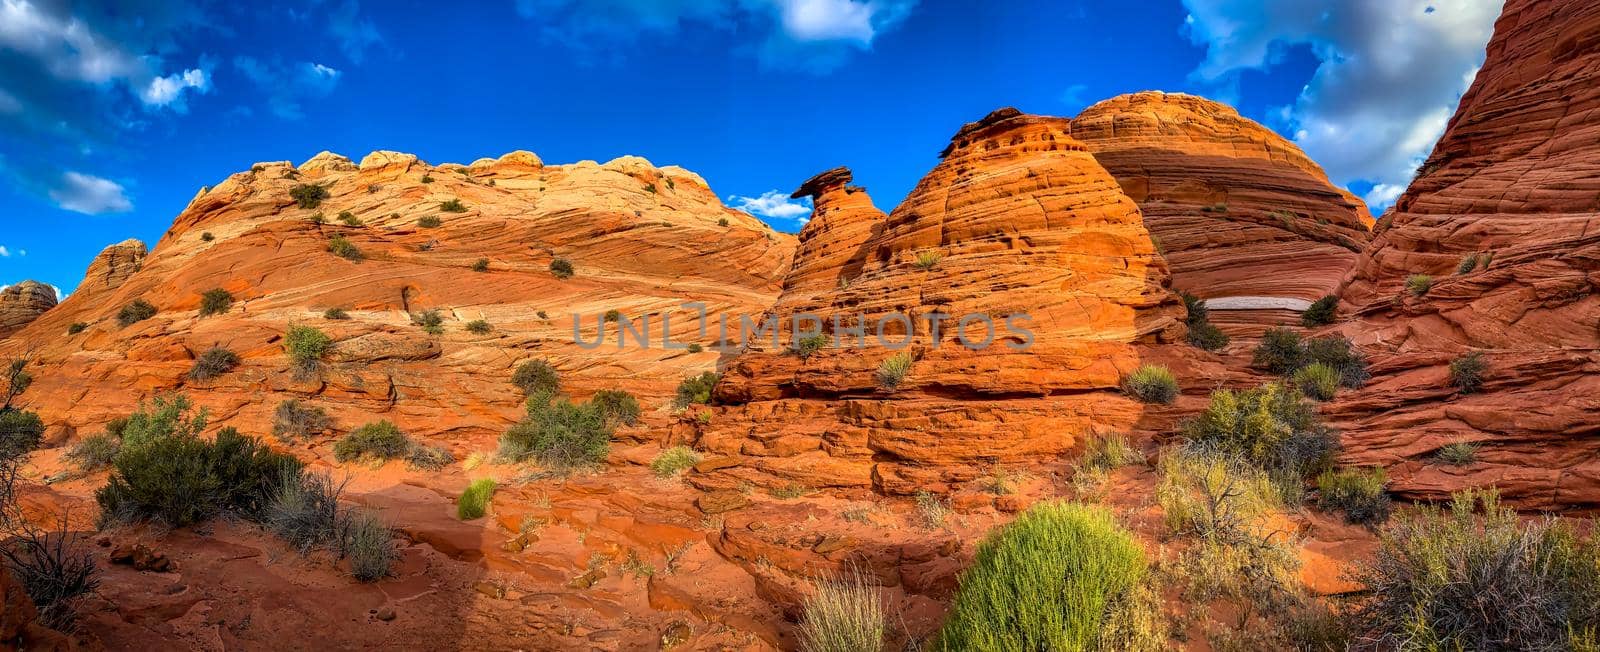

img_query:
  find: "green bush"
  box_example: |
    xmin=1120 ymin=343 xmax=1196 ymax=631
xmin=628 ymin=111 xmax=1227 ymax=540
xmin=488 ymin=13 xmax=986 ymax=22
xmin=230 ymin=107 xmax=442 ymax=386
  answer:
xmin=0 ymin=409 xmax=44 ymax=464
xmin=323 ymin=307 xmax=350 ymax=320
xmin=1183 ymin=383 xmax=1337 ymax=482
xmin=590 ymin=389 xmax=640 ymax=427
xmin=1301 ymin=295 xmax=1338 ymax=326
xmin=913 ymin=250 xmax=943 ymax=270
xmin=200 ymin=232 xmax=214 ymax=242
xmin=117 ymin=299 xmax=157 ymax=327
xmin=272 ymin=399 xmax=331 ymax=441
xmin=471 ymin=258 xmax=489 ymax=272
xmin=798 ymin=570 xmax=886 ymax=652
xmin=439 ymin=199 xmax=466 ymax=213
xmin=1122 ymin=365 xmax=1179 ymax=404
xmin=457 ymin=478 xmax=495 ymax=520
xmin=406 ymin=444 xmax=453 ymax=471
xmin=1436 ymin=441 xmax=1478 ymax=466
xmin=1405 ymin=274 xmax=1432 ymax=297
xmin=199 ymin=288 xmax=234 ymax=316
xmin=1291 ymin=363 xmax=1340 ymax=401
xmin=66 ymin=432 xmax=121 ymax=471
xmin=876 ymin=352 xmax=913 ymax=390
xmin=285 ymin=325 xmax=333 ymax=378
xmin=937 ymin=502 xmax=1147 ymax=651
xmin=333 ymin=421 xmax=411 ymax=463
xmin=1079 ymin=434 xmax=1143 ymax=472
xmin=511 ymin=360 xmax=560 ymax=396
xmin=650 ymin=446 xmax=701 ymax=478
xmin=718 ymin=217 xmax=730 ymax=227
xmin=1449 ymin=351 xmax=1487 ymax=393
xmin=1350 ymin=489 xmax=1600 ymax=650
xmin=1179 ymin=290 xmax=1208 ymax=323
xmin=67 ymin=322 xmax=88 ymax=335
xmin=416 ymin=215 xmax=441 ymax=228
xmin=464 ymin=319 xmax=491 ymax=334
xmin=188 ymin=346 xmax=240 ymax=381
xmin=309 ymin=212 xmax=325 ymax=224
xmin=1252 ymin=327 xmax=1307 ymax=374
xmin=674 ymin=371 xmax=719 ymax=408
xmin=794 ymin=333 xmax=829 ymax=359
xmin=644 ymin=182 xmax=657 ymax=194
xmin=420 ymin=174 xmax=434 ymax=184
xmin=686 ymin=343 xmax=703 ymax=353
xmin=1157 ymin=447 xmax=1282 ymax=542
xmin=549 ymin=258 xmax=574 ymax=279
xmin=1186 ymin=321 xmax=1229 ymax=352
xmin=343 ymin=508 xmax=397 ymax=582
xmin=1316 ymin=467 xmax=1390 ymax=525
xmin=327 ymin=235 xmax=363 ymax=261
xmin=1456 ymin=253 xmax=1478 ymax=275
xmin=1304 ymin=336 xmax=1370 ymax=388
xmin=267 ymin=468 xmax=345 ymax=553
xmin=337 ymin=211 xmax=362 ymax=227
xmin=290 ymin=183 xmax=329 ymax=208
xmin=497 ymin=394 xmax=611 ymax=469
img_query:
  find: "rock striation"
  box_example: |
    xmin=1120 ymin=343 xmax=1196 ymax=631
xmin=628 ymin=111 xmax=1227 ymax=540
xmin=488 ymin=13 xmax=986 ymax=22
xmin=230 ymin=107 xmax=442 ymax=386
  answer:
xmin=1072 ymin=91 xmax=1371 ymax=335
xmin=1329 ymin=0 xmax=1600 ymax=508
xmin=0 ymin=281 xmax=57 ymax=338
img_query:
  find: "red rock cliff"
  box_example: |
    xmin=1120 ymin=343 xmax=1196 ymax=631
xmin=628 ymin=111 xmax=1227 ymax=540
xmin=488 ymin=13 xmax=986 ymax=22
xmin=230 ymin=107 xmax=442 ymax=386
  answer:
xmin=0 ymin=281 xmax=58 ymax=338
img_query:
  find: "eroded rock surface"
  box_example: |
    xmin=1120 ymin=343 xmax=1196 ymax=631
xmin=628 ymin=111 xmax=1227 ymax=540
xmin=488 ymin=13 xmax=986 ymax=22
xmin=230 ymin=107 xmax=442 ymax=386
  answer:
xmin=0 ymin=281 xmax=57 ymax=338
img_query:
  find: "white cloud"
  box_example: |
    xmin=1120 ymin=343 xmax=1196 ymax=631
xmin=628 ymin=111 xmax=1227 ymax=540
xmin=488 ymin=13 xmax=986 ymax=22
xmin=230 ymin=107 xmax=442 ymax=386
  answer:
xmin=1182 ymin=0 xmax=1500 ymax=211
xmin=1363 ymin=183 xmax=1405 ymax=208
xmin=0 ymin=0 xmax=206 ymax=109
xmin=48 ymin=171 xmax=132 ymax=214
xmin=774 ymin=0 xmax=876 ymax=43
xmin=0 ymin=246 xmax=9 ymax=257
xmin=141 ymin=67 xmax=209 ymax=108
xmin=232 ymin=58 xmax=342 ymax=120
xmin=728 ymin=191 xmax=814 ymax=222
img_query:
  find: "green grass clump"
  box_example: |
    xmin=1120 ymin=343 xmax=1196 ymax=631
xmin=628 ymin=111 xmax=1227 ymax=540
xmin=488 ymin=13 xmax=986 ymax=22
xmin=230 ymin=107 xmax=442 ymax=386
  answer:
xmin=1291 ymin=362 xmax=1340 ymax=401
xmin=590 ymin=389 xmax=640 ymax=427
xmin=417 ymin=215 xmax=441 ymax=228
xmin=497 ymin=393 xmax=612 ymax=470
xmin=673 ymin=371 xmax=719 ymax=408
xmin=1122 ymin=365 xmax=1179 ymax=404
xmin=343 ymin=509 xmax=397 ymax=582
xmin=912 ymin=250 xmax=943 ymax=270
xmin=876 ymin=352 xmax=913 ymax=390
xmin=1405 ymin=274 xmax=1433 ymax=297
xmin=549 ymin=258 xmax=574 ymax=279
xmin=1183 ymin=382 xmax=1337 ymax=483
xmin=117 ymin=299 xmax=157 ymax=327
xmin=1435 ymin=441 xmax=1478 ymax=466
xmin=1080 ymin=434 xmax=1143 ymax=472
xmin=322 ymin=307 xmax=349 ymax=320
xmin=1304 ymin=336 xmax=1370 ymax=388
xmin=1456 ymin=253 xmax=1479 ymax=275
xmin=67 ymin=322 xmax=88 ymax=335
xmin=471 ymin=258 xmax=489 ymax=272
xmin=457 ymin=478 xmax=496 ymax=520
xmin=412 ymin=309 xmax=444 ymax=335
xmin=333 ymin=421 xmax=412 ymax=463
xmin=1301 ymin=295 xmax=1338 ymax=326
xmin=289 ymin=183 xmax=329 ymax=208
xmin=794 ymin=333 xmax=829 ymax=359
xmin=464 ymin=319 xmax=491 ymax=335
xmin=199 ymin=288 xmax=234 ymax=316
xmin=1449 ymin=351 xmax=1487 ymax=393
xmin=327 ymin=234 xmax=362 ymax=261
xmin=1316 ymin=467 xmax=1391 ymax=525
xmin=649 ymin=446 xmax=701 ymax=477
xmin=936 ymin=501 xmax=1146 ymax=651
xmin=337 ymin=211 xmax=362 ymax=227
xmin=188 ymin=346 xmax=240 ymax=381
xmin=1253 ymin=327 xmax=1307 ymax=374
xmin=511 ymin=360 xmax=560 ymax=396
xmin=67 ymin=432 xmax=121 ymax=472
xmin=439 ymin=199 xmax=467 ymax=213
xmin=798 ymin=570 xmax=886 ymax=652
xmin=284 ymin=325 xmax=333 ymax=378
xmin=272 ymin=399 xmax=331 ymax=442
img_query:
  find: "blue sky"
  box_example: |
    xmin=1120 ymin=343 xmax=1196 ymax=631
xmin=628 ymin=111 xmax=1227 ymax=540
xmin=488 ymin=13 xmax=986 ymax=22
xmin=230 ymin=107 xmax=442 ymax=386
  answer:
xmin=0 ymin=0 xmax=1502 ymax=296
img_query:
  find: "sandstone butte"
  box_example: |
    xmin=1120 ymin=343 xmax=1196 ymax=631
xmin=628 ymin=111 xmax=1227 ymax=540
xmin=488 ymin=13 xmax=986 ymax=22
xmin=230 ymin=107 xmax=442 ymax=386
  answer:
xmin=0 ymin=280 xmax=58 ymax=338
xmin=1072 ymin=91 xmax=1373 ymax=335
xmin=1327 ymin=0 xmax=1600 ymax=510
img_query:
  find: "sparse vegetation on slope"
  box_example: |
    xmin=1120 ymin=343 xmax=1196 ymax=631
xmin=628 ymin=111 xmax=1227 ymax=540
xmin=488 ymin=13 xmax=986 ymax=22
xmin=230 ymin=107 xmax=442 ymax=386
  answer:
xmin=199 ymin=288 xmax=234 ymax=316
xmin=1122 ymin=365 xmax=1179 ymax=404
xmin=117 ymin=299 xmax=157 ymax=327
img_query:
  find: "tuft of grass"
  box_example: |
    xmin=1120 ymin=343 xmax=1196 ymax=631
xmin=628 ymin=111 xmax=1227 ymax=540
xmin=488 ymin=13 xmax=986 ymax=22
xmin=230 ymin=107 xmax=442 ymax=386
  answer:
xmin=1456 ymin=253 xmax=1479 ymax=275
xmin=407 ymin=444 xmax=453 ymax=471
xmin=1122 ymin=365 xmax=1179 ymax=404
xmin=769 ymin=483 xmax=808 ymax=499
xmin=333 ymin=421 xmax=412 ymax=464
xmin=309 ymin=212 xmax=325 ymax=224
xmin=1405 ymin=274 xmax=1433 ymax=297
xmin=272 ymin=399 xmax=331 ymax=441
xmin=66 ymin=432 xmax=121 ymax=472
xmin=1157 ymin=447 xmax=1282 ymax=542
xmin=794 ymin=333 xmax=829 ymax=359
xmin=511 ymin=360 xmax=560 ymax=396
xmin=416 ymin=215 xmax=441 ymax=228
xmin=1291 ymin=362 xmax=1340 ymax=401
xmin=117 ymin=299 xmax=157 ymax=327
xmin=457 ymin=478 xmax=496 ymax=520
xmin=1449 ymin=351 xmax=1487 ymax=393
xmin=1301 ymin=295 xmax=1338 ymax=327
xmin=912 ymin=250 xmax=943 ymax=270
xmin=798 ymin=570 xmax=886 ymax=652
xmin=327 ymin=234 xmax=363 ymax=261
xmin=1435 ymin=441 xmax=1478 ymax=466
xmin=464 ymin=319 xmax=492 ymax=335
xmin=199 ymin=288 xmax=234 ymax=317
xmin=411 ymin=309 xmax=444 ymax=335
xmin=876 ymin=351 xmax=913 ymax=390
xmin=188 ymin=346 xmax=240 ymax=381
xmin=284 ymin=325 xmax=333 ymax=379
xmin=471 ymin=258 xmax=489 ymax=272
xmin=289 ymin=183 xmax=329 ymax=208
xmin=200 ymin=231 xmax=215 ymax=242
xmin=343 ymin=509 xmax=397 ymax=582
xmin=439 ymin=199 xmax=466 ymax=212
xmin=673 ymin=372 xmax=719 ymax=408
xmin=1315 ymin=467 xmax=1391 ymax=525
xmin=322 ymin=307 xmax=350 ymax=320
xmin=1305 ymin=336 xmax=1371 ymax=388
xmin=650 ymin=446 xmax=701 ymax=478
xmin=1080 ymin=434 xmax=1143 ymax=472
xmin=337 ymin=211 xmax=362 ymax=227
xmin=67 ymin=322 xmax=88 ymax=335
xmin=936 ymin=501 xmax=1146 ymax=651
xmin=549 ymin=258 xmax=574 ymax=279
xmin=644 ymin=182 xmax=657 ymax=194
xmin=267 ymin=469 xmax=346 ymax=553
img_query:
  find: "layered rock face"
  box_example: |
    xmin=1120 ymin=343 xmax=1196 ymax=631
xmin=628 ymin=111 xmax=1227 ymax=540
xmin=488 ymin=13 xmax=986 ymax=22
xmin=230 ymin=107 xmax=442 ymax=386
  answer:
xmin=1330 ymin=0 xmax=1600 ymax=508
xmin=698 ymin=108 xmax=1186 ymax=495
xmin=0 ymin=281 xmax=57 ymax=337
xmin=0 ymin=150 xmax=795 ymax=450
xmin=1073 ymin=92 xmax=1372 ymax=334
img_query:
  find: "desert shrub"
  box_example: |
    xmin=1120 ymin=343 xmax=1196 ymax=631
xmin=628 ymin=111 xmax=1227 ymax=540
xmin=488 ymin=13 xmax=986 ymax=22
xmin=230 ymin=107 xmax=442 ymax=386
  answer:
xmin=1183 ymin=383 xmax=1337 ymax=483
xmin=1122 ymin=365 xmax=1179 ymax=404
xmin=343 ymin=509 xmax=396 ymax=582
xmin=876 ymin=352 xmax=913 ymax=390
xmin=309 ymin=212 xmax=325 ymax=224
xmin=603 ymin=309 xmax=623 ymax=324
xmin=497 ymin=395 xmax=611 ymax=469
xmin=471 ymin=258 xmax=489 ymax=272
xmin=200 ymin=231 xmax=214 ymax=241
xmin=337 ymin=211 xmax=362 ymax=227
xmin=650 ymin=446 xmax=701 ymax=478
xmin=267 ymin=468 xmax=345 ymax=553
xmin=1456 ymin=253 xmax=1479 ymax=274
xmin=913 ymin=250 xmax=942 ymax=270
xmin=1179 ymin=290 xmax=1209 ymax=323
xmin=117 ymin=299 xmax=157 ymax=327
xmin=322 ymin=307 xmax=349 ymax=320
xmin=198 ymin=288 xmax=234 ymax=316
xmin=590 ymin=389 xmax=640 ymax=427
xmin=116 ymin=394 xmax=203 ymax=447
xmin=936 ymin=502 xmax=1146 ymax=651
xmin=1405 ymin=274 xmax=1432 ymax=297
xmin=0 ymin=410 xmax=43 ymax=463
xmin=1304 ymin=336 xmax=1370 ymax=388
xmin=794 ymin=333 xmax=829 ymax=359
xmin=798 ymin=570 xmax=886 ymax=652
xmin=410 ymin=310 xmax=444 ymax=335
xmin=416 ymin=215 xmax=441 ymax=228
xmin=188 ymin=346 xmax=240 ymax=381
xmin=464 ymin=319 xmax=492 ymax=334
xmin=97 ymin=412 xmax=300 ymax=527
xmin=914 ymin=490 xmax=949 ymax=529
xmin=285 ymin=325 xmax=333 ymax=378
xmin=406 ymin=444 xmax=453 ymax=471
xmin=674 ymin=371 xmax=719 ymax=408
xmin=1316 ymin=467 xmax=1390 ymax=525
xmin=1291 ymin=362 xmax=1340 ymax=401
xmin=549 ymin=258 xmax=574 ymax=279
xmin=420 ymin=174 xmax=434 ymax=183
xmin=686 ymin=343 xmax=703 ymax=353
xmin=1079 ymin=434 xmax=1143 ymax=472
xmin=333 ymin=421 xmax=411 ymax=463
xmin=511 ymin=360 xmax=560 ymax=396
xmin=643 ymin=182 xmax=657 ymax=194
xmin=1157 ymin=448 xmax=1282 ymax=542
xmin=327 ymin=234 xmax=362 ymax=261
xmin=1187 ymin=321 xmax=1229 ymax=352
xmin=1435 ymin=441 xmax=1478 ymax=466
xmin=1301 ymin=295 xmax=1338 ymax=326
xmin=2 ymin=521 xmax=98 ymax=630
xmin=457 ymin=478 xmax=495 ymax=520
xmin=1252 ymin=327 xmax=1307 ymax=374
xmin=289 ymin=183 xmax=329 ymax=208
xmin=1449 ymin=351 xmax=1487 ymax=393
xmin=66 ymin=432 xmax=120 ymax=471
xmin=1349 ymin=489 xmax=1600 ymax=650
xmin=272 ymin=399 xmax=331 ymax=441
xmin=718 ymin=217 xmax=730 ymax=227
xmin=67 ymin=322 xmax=88 ymax=335
xmin=439 ymin=199 xmax=466 ymax=213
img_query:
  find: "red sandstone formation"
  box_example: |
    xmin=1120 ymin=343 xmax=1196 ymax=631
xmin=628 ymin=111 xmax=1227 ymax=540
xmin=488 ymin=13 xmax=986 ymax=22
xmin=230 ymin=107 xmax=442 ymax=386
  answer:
xmin=1072 ymin=92 xmax=1372 ymax=335
xmin=0 ymin=281 xmax=57 ymax=338
xmin=1329 ymin=0 xmax=1600 ymax=508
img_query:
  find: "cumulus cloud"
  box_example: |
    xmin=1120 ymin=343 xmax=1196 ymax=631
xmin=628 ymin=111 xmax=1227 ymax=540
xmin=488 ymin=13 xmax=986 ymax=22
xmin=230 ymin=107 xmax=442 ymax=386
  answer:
xmin=233 ymin=57 xmax=342 ymax=120
xmin=513 ymin=0 xmax=916 ymax=72
xmin=728 ymin=191 xmax=814 ymax=222
xmin=1181 ymin=0 xmax=1500 ymax=210
xmin=48 ymin=171 xmax=132 ymax=214
xmin=0 ymin=246 xmax=9 ymax=257
xmin=141 ymin=67 xmax=210 ymax=108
